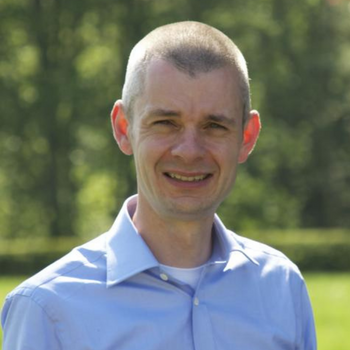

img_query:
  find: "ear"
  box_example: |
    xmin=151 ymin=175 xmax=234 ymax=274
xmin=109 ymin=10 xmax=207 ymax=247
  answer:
xmin=238 ymin=110 xmax=261 ymax=163
xmin=110 ymin=100 xmax=133 ymax=155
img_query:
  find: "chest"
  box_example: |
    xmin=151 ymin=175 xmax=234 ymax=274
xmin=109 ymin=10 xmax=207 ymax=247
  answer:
xmin=56 ymin=269 xmax=298 ymax=350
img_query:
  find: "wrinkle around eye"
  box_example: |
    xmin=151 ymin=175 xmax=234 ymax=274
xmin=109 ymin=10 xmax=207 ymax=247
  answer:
xmin=152 ymin=119 xmax=178 ymax=128
xmin=154 ymin=120 xmax=172 ymax=125
xmin=203 ymin=122 xmax=231 ymax=135
xmin=207 ymin=122 xmax=227 ymax=130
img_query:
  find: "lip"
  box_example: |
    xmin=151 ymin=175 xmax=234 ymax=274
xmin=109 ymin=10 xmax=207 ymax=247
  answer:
xmin=163 ymin=171 xmax=213 ymax=189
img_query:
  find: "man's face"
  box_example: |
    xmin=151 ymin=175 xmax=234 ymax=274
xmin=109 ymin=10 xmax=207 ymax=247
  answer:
xmin=123 ymin=59 xmax=250 ymax=221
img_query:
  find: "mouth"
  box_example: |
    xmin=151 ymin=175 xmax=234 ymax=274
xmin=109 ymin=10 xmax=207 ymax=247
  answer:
xmin=165 ymin=172 xmax=211 ymax=182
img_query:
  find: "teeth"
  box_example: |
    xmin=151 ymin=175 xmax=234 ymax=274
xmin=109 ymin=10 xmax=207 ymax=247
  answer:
xmin=168 ymin=173 xmax=207 ymax=182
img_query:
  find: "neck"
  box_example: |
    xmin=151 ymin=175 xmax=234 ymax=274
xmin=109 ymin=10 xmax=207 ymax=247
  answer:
xmin=132 ymin=199 xmax=214 ymax=268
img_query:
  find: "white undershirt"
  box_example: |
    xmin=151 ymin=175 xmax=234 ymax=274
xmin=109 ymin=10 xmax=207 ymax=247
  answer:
xmin=159 ymin=264 xmax=205 ymax=289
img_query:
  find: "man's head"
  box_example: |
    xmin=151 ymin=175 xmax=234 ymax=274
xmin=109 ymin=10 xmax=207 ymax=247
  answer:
xmin=121 ymin=21 xmax=251 ymax=125
xmin=111 ymin=21 xmax=260 ymax=222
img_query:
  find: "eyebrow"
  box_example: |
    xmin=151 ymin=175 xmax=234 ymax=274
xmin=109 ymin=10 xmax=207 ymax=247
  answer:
xmin=146 ymin=108 xmax=237 ymax=126
xmin=147 ymin=108 xmax=181 ymax=118
xmin=206 ymin=114 xmax=236 ymax=125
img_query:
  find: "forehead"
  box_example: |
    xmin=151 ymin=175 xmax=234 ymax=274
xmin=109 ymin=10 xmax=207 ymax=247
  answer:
xmin=135 ymin=59 xmax=243 ymax=118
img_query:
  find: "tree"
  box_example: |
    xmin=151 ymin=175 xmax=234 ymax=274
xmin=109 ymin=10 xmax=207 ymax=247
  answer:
xmin=1 ymin=0 xmax=349 ymax=240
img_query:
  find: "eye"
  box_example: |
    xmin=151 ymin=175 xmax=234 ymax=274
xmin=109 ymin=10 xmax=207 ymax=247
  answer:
xmin=155 ymin=120 xmax=171 ymax=125
xmin=153 ymin=119 xmax=176 ymax=127
xmin=207 ymin=122 xmax=227 ymax=130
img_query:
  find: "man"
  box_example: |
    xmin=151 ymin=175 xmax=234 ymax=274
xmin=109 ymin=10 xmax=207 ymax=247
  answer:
xmin=1 ymin=21 xmax=317 ymax=349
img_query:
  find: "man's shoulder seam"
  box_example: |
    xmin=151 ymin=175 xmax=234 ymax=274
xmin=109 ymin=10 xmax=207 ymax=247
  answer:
xmin=9 ymin=248 xmax=107 ymax=300
xmin=230 ymin=231 xmax=294 ymax=262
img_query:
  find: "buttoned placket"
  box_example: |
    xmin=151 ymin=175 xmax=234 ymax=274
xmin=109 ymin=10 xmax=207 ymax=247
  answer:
xmin=156 ymin=265 xmax=218 ymax=350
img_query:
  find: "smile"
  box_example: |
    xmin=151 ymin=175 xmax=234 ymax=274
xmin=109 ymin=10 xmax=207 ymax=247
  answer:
xmin=166 ymin=173 xmax=210 ymax=182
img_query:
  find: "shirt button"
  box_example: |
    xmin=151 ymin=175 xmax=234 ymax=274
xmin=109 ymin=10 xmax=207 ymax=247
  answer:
xmin=193 ymin=297 xmax=200 ymax=306
xmin=160 ymin=273 xmax=169 ymax=281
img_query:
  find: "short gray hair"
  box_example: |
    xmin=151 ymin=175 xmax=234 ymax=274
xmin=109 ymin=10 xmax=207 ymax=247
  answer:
xmin=122 ymin=21 xmax=251 ymax=124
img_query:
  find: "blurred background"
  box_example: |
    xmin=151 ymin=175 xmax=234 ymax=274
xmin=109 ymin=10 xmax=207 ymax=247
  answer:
xmin=1 ymin=0 xmax=350 ymax=239
xmin=0 ymin=0 xmax=350 ymax=348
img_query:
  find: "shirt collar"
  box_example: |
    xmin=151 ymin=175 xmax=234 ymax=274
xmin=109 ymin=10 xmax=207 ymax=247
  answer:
xmin=106 ymin=196 xmax=258 ymax=287
xmin=106 ymin=196 xmax=158 ymax=287
xmin=210 ymin=214 xmax=259 ymax=269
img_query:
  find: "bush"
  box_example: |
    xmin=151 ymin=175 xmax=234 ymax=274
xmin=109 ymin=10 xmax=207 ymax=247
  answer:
xmin=243 ymin=229 xmax=350 ymax=271
xmin=0 ymin=237 xmax=85 ymax=276
xmin=0 ymin=229 xmax=349 ymax=275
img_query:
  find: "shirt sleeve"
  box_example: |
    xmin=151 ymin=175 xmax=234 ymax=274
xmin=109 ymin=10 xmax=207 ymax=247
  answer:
xmin=297 ymin=280 xmax=317 ymax=350
xmin=2 ymin=293 xmax=62 ymax=350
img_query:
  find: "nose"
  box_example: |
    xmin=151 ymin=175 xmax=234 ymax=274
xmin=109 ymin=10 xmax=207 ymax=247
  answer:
xmin=171 ymin=128 xmax=206 ymax=163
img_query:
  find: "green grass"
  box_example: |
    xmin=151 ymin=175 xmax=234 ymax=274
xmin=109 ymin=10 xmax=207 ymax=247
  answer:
xmin=305 ymin=273 xmax=350 ymax=350
xmin=1 ymin=273 xmax=350 ymax=349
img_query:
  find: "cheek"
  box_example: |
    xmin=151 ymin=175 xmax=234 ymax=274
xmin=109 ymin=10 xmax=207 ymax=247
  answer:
xmin=213 ymin=140 xmax=240 ymax=161
xmin=215 ymin=147 xmax=241 ymax=177
xmin=133 ymin=138 xmax=166 ymax=172
xmin=142 ymin=136 xmax=173 ymax=159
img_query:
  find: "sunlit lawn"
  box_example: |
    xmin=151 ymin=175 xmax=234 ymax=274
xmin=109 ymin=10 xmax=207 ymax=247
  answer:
xmin=306 ymin=273 xmax=350 ymax=350
xmin=1 ymin=273 xmax=350 ymax=349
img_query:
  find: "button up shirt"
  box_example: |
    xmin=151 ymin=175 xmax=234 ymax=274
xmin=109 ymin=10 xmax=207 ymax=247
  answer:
xmin=1 ymin=196 xmax=317 ymax=349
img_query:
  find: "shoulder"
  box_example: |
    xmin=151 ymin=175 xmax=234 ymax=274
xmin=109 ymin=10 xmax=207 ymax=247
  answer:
xmin=1 ymin=234 xmax=109 ymax=344
xmin=5 ymin=233 xmax=108 ymax=305
xmin=228 ymin=231 xmax=311 ymax=315
xmin=231 ymin=230 xmax=304 ymax=281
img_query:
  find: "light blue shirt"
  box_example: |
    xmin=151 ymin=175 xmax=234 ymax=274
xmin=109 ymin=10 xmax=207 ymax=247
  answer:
xmin=1 ymin=196 xmax=317 ymax=349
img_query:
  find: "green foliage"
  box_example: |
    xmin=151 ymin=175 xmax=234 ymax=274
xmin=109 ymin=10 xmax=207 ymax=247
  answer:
xmin=0 ymin=229 xmax=349 ymax=275
xmin=0 ymin=0 xmax=350 ymax=240
xmin=244 ymin=229 xmax=350 ymax=271
xmin=0 ymin=237 xmax=84 ymax=275
xmin=216 ymin=0 xmax=350 ymax=230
